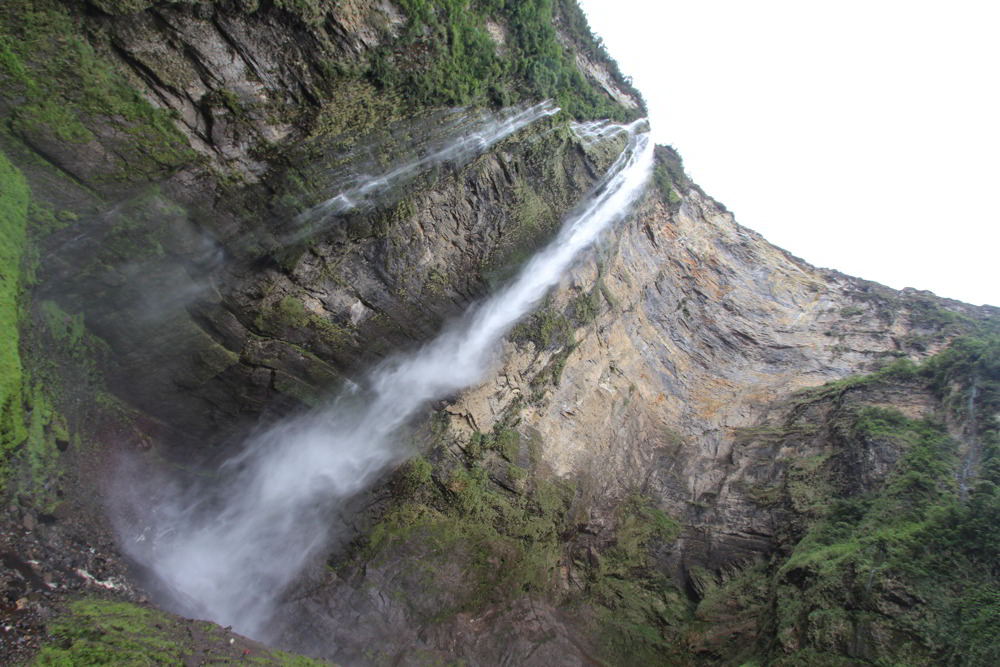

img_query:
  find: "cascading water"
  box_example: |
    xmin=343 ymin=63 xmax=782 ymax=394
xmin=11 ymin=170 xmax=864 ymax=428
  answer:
xmin=569 ymin=118 xmax=631 ymax=146
xmin=287 ymin=101 xmax=561 ymax=243
xmin=123 ymin=116 xmax=654 ymax=639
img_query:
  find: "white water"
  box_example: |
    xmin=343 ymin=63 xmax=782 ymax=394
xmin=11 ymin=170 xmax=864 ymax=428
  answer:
xmin=123 ymin=117 xmax=653 ymax=638
xmin=288 ymin=101 xmax=561 ymax=242
xmin=569 ymin=118 xmax=632 ymax=146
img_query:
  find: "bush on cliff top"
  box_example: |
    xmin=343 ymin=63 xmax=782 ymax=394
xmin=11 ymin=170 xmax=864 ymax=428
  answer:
xmin=372 ymin=0 xmax=642 ymax=120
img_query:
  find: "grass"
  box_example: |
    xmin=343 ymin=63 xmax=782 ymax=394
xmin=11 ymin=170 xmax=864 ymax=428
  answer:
xmin=0 ymin=151 xmax=29 ymax=482
xmin=36 ymin=598 xmax=332 ymax=665
xmin=37 ymin=599 xmax=186 ymax=666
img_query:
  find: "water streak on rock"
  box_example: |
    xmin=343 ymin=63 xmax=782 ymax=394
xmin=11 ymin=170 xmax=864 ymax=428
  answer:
xmin=288 ymin=101 xmax=561 ymax=242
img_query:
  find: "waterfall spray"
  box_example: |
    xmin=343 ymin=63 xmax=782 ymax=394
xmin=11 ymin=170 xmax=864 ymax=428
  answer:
xmin=123 ymin=116 xmax=654 ymax=638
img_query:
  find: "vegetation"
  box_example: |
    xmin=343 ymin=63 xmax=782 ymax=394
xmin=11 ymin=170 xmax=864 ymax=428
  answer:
xmin=847 ymin=279 xmax=998 ymax=335
xmin=369 ymin=0 xmax=642 ymax=119
xmin=3 ymin=1 xmax=995 ymax=664
xmin=721 ymin=334 xmax=1000 ymax=665
xmin=839 ymin=305 xmax=864 ymax=317
xmin=36 ymin=598 xmax=331 ymax=665
xmin=769 ymin=406 xmax=998 ymax=664
xmin=0 ymin=152 xmax=29 ymax=482
xmin=254 ymin=295 xmax=354 ymax=356
xmin=0 ymin=0 xmax=197 ymax=184
xmin=585 ymin=493 xmax=684 ymax=664
xmin=362 ymin=443 xmax=577 ymax=616
xmin=653 ymin=144 xmax=693 ymax=200
xmin=652 ymin=166 xmax=682 ymax=205
xmin=350 ymin=391 xmax=690 ymax=663
xmin=501 ymin=0 xmax=639 ymax=119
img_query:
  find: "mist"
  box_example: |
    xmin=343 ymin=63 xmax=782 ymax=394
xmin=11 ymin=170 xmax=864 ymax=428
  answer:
xmin=116 ymin=113 xmax=654 ymax=639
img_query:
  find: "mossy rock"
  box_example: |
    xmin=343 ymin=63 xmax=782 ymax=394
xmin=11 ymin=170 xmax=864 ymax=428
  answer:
xmin=35 ymin=597 xmax=332 ymax=665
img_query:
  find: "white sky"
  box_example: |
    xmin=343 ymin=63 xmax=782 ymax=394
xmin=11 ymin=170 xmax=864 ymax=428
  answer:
xmin=577 ymin=0 xmax=999 ymax=307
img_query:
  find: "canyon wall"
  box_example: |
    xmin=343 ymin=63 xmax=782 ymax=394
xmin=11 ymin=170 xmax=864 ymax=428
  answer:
xmin=1 ymin=1 xmax=996 ymax=665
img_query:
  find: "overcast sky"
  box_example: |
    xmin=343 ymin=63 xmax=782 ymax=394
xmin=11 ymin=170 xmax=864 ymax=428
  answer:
xmin=577 ymin=0 xmax=999 ymax=307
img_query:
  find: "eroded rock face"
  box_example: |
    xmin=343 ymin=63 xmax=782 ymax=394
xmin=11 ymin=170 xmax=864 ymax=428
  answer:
xmin=449 ymin=173 xmax=994 ymax=573
xmin=246 ymin=147 xmax=996 ymax=664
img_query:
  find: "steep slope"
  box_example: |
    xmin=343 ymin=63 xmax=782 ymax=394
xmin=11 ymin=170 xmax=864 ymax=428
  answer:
xmin=1 ymin=1 xmax=997 ymax=666
xmin=266 ymin=148 xmax=998 ymax=665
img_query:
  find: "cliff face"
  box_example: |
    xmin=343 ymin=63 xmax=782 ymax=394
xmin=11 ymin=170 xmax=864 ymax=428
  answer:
xmin=2 ymin=0 xmax=641 ymax=445
xmin=1 ymin=2 xmax=997 ymax=666
xmin=258 ymin=154 xmax=996 ymax=665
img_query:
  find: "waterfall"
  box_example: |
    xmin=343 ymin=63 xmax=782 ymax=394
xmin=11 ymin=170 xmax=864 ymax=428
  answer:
xmin=287 ymin=101 xmax=561 ymax=243
xmin=569 ymin=118 xmax=632 ymax=146
xmin=124 ymin=116 xmax=654 ymax=638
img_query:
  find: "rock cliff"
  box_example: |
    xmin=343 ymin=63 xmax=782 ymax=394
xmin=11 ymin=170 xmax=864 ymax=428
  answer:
xmin=1 ymin=1 xmax=997 ymax=666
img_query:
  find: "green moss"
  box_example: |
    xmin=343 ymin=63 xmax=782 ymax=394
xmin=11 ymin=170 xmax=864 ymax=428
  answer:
xmin=482 ymin=182 xmax=562 ymax=285
xmin=572 ymin=288 xmax=601 ymax=324
xmin=23 ymin=382 xmax=61 ymax=500
xmin=364 ymin=468 xmax=573 ymax=616
xmin=35 ymin=598 xmax=332 ymax=665
xmin=766 ymin=340 xmax=999 ymax=664
xmin=271 ymin=0 xmax=336 ymax=28
xmin=691 ymin=561 xmax=769 ymax=658
xmin=694 ymin=333 xmax=1000 ymax=665
xmin=790 ymin=357 xmax=920 ymax=406
xmin=491 ymin=427 xmax=520 ymax=461
xmin=257 ymin=295 xmax=310 ymax=332
xmin=308 ymin=78 xmax=402 ymax=150
xmin=511 ymin=302 xmax=574 ymax=352
xmin=359 ymin=413 xmax=579 ymax=618
xmin=652 ymin=165 xmax=681 ymax=205
xmin=39 ymin=300 xmax=86 ymax=350
xmin=785 ymin=454 xmax=833 ymax=517
xmin=0 ymin=0 xmax=197 ymax=184
xmin=586 ymin=494 xmax=684 ymax=664
xmin=27 ymin=201 xmax=77 ymax=240
xmin=189 ymin=334 xmax=241 ymax=385
xmin=255 ymin=295 xmax=354 ymax=352
xmin=358 ymin=411 xmax=688 ymax=660
xmin=0 ymin=151 xmax=29 ymax=479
